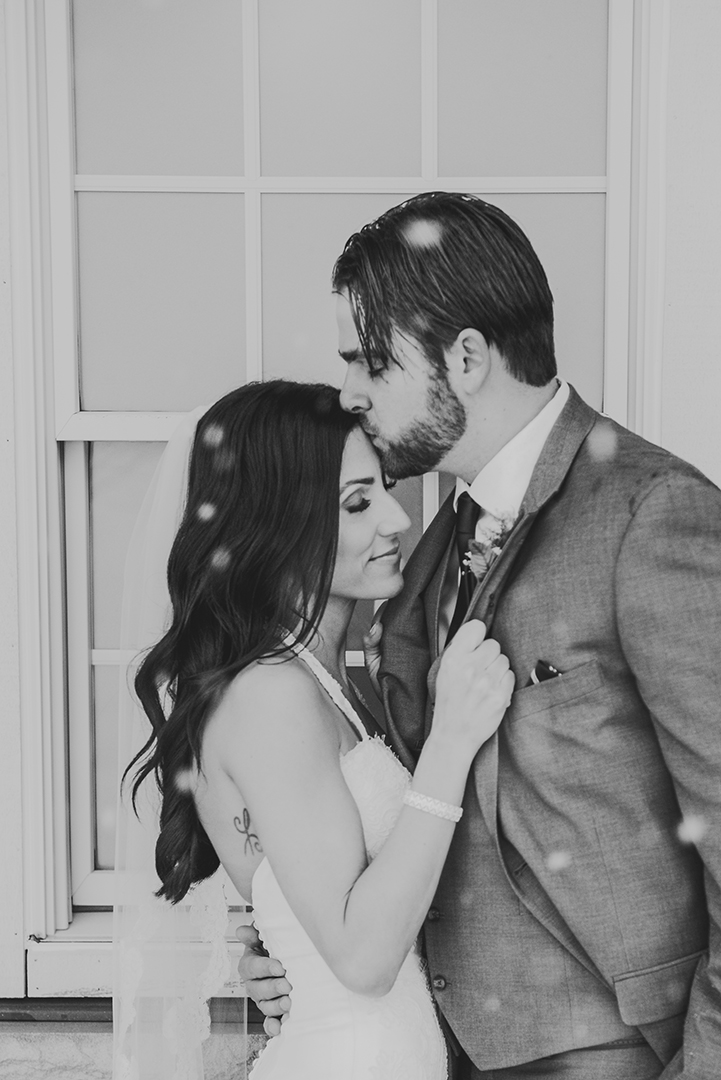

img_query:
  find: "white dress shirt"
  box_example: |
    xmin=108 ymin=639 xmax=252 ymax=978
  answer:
xmin=438 ymin=379 xmax=569 ymax=647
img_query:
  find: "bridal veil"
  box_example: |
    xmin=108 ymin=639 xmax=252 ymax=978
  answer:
xmin=112 ymin=407 xmax=248 ymax=1080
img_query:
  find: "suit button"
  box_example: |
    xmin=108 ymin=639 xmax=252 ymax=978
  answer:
xmin=427 ymin=907 xmax=441 ymax=922
xmin=432 ymin=976 xmax=447 ymax=991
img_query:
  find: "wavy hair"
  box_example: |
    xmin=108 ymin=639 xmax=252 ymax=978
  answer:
xmin=127 ymin=380 xmax=358 ymax=903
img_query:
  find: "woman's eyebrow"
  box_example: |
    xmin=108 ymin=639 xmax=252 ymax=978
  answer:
xmin=340 ymin=476 xmax=376 ymax=492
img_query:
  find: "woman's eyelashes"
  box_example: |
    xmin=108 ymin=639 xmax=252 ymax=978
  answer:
xmin=344 ymin=495 xmax=371 ymax=514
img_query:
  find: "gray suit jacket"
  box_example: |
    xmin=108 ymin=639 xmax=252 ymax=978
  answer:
xmin=379 ymin=387 xmax=721 ymax=1076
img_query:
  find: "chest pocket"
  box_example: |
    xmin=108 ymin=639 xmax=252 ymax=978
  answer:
xmin=507 ymin=658 xmax=603 ymax=724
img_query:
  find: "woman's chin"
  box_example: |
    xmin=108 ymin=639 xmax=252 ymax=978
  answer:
xmin=373 ymin=570 xmax=404 ymax=600
xmin=335 ymin=569 xmax=405 ymax=604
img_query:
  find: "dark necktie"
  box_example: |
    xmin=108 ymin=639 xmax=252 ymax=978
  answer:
xmin=447 ymin=492 xmax=481 ymax=642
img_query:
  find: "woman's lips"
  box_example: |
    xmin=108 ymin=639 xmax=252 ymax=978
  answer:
xmin=369 ymin=544 xmax=400 ymax=562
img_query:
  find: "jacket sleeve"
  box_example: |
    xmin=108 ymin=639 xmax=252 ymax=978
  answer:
xmin=615 ymin=468 xmax=721 ymax=1078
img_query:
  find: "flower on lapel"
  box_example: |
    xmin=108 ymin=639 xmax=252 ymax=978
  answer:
xmin=463 ymin=514 xmax=516 ymax=582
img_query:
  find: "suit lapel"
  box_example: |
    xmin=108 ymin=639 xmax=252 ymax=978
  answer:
xmin=517 ymin=385 xmax=597 ymax=515
xmin=381 ymin=386 xmax=599 ymax=783
xmin=450 ymin=508 xmax=542 ymax=834
xmin=431 ymin=387 xmax=599 ymax=837
xmin=380 ymin=492 xmax=456 ymax=770
xmin=468 ymin=384 xmax=597 ymax=636
xmin=425 ymin=528 xmax=453 ymax=663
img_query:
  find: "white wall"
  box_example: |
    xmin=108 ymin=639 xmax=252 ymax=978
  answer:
xmin=662 ymin=0 xmax=721 ymax=487
xmin=0 ymin=0 xmax=26 ymax=995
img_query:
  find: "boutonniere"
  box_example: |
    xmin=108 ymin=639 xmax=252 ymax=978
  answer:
xmin=464 ymin=514 xmax=516 ymax=582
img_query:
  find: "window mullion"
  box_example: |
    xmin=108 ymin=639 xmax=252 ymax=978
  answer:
xmin=603 ymin=0 xmax=635 ymax=425
xmin=65 ymin=442 xmax=96 ymax=903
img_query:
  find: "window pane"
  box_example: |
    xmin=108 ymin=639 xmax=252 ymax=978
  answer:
xmin=258 ymin=0 xmax=421 ymax=176
xmin=477 ymin=193 xmax=606 ymax=408
xmin=78 ymin=193 xmax=245 ymax=411
xmin=438 ymin=0 xmax=608 ymax=176
xmin=261 ymin=193 xmax=412 ymax=385
xmin=73 ymin=0 xmax=243 ymax=175
xmin=91 ymin=442 xmax=166 ymax=650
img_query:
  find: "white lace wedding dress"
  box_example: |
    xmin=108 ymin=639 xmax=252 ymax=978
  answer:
xmin=248 ymin=645 xmax=448 ymax=1080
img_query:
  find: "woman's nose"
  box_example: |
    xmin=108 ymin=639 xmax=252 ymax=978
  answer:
xmin=381 ymin=494 xmax=411 ymax=535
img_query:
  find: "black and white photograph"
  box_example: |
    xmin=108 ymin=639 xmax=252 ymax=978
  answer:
xmin=1 ymin=2 xmax=720 ymax=1078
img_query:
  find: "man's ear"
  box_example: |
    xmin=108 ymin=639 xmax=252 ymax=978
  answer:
xmin=444 ymin=329 xmax=491 ymax=395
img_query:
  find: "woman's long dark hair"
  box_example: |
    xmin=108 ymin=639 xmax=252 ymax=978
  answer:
xmin=127 ymin=380 xmax=358 ymax=903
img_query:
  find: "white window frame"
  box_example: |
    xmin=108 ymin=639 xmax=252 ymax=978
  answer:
xmin=5 ymin=0 xmax=656 ymax=995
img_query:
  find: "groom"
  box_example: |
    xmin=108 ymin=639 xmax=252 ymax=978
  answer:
xmin=243 ymin=193 xmax=721 ymax=1077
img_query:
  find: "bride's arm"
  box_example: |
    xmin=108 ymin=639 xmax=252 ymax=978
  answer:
xmin=210 ymin=622 xmax=512 ymax=997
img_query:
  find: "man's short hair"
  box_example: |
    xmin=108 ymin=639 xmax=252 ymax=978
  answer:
xmin=332 ymin=191 xmax=557 ymax=386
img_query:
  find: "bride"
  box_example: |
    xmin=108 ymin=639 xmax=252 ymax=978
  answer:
xmin=125 ymin=379 xmax=514 ymax=1079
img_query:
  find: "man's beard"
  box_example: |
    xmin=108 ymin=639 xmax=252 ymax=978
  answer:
xmin=366 ymin=370 xmax=467 ymax=480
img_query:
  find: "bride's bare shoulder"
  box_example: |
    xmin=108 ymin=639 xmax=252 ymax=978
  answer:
xmin=231 ymin=652 xmax=317 ymax=698
xmin=207 ymin=653 xmax=332 ymax=745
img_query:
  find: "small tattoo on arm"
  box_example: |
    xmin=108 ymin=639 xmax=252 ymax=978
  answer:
xmin=234 ymin=808 xmax=263 ymax=856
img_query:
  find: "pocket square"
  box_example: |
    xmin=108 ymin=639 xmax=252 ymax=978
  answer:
xmin=529 ymin=660 xmax=562 ymax=686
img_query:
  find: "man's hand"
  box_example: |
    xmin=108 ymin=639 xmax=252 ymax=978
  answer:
xmin=236 ymin=923 xmax=292 ymax=1037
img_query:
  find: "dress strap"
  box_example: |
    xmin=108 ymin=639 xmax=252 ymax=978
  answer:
xmin=284 ymin=634 xmax=368 ymax=743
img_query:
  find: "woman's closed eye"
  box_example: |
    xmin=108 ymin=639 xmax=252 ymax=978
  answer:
xmin=340 ymin=474 xmax=376 ymax=515
xmin=345 ymin=496 xmax=371 ymax=514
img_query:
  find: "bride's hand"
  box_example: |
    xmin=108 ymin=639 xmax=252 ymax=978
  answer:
xmin=431 ymin=620 xmax=514 ymax=758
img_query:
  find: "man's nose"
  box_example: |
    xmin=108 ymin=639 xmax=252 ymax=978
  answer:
xmin=339 ymin=366 xmax=370 ymax=413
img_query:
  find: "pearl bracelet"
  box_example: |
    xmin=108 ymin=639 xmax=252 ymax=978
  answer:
xmin=403 ymin=788 xmax=464 ymax=823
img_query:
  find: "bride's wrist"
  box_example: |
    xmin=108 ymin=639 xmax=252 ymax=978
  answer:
xmin=415 ymin=735 xmax=474 ymax=803
xmin=423 ymin=730 xmax=476 ymax=769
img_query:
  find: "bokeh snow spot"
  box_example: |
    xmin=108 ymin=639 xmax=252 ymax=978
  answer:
xmin=197 ymin=502 xmax=216 ymax=522
xmin=677 ymin=814 xmax=707 ymax=845
xmin=210 ymin=547 xmax=231 ymax=571
xmin=175 ymin=768 xmax=196 ymax=794
xmin=203 ymin=423 xmax=225 ymax=448
xmin=545 ymin=850 xmax=573 ymax=872
xmin=586 ymin=423 xmax=618 ymax=462
xmin=402 ymin=219 xmax=442 ymax=249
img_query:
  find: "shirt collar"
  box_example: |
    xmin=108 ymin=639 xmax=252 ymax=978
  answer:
xmin=454 ymin=380 xmax=569 ymax=520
